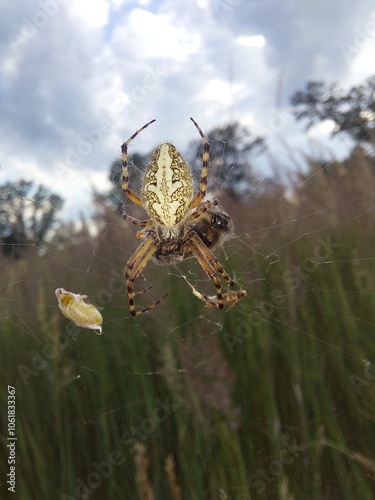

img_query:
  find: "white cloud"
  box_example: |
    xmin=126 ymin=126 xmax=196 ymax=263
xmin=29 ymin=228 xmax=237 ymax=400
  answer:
xmin=347 ymin=40 xmax=375 ymax=85
xmin=119 ymin=8 xmax=201 ymax=61
xmin=308 ymin=119 xmax=337 ymax=137
xmin=68 ymin=0 xmax=110 ymax=27
xmin=109 ymin=0 xmax=128 ymax=9
xmin=237 ymin=35 xmax=266 ymax=48
xmin=202 ymin=78 xmax=245 ymax=106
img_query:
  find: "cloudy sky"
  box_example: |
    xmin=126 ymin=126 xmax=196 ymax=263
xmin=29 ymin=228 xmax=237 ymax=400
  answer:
xmin=1 ymin=0 xmax=374 ymax=220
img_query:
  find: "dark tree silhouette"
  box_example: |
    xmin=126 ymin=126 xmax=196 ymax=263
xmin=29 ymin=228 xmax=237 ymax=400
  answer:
xmin=290 ymin=75 xmax=375 ymax=153
xmin=189 ymin=122 xmax=264 ymax=199
xmin=108 ymin=152 xmax=149 ymax=213
xmin=0 ymin=180 xmax=63 ymax=257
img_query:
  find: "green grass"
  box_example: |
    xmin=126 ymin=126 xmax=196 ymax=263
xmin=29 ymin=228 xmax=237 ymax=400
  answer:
xmin=1 ymin=155 xmax=375 ymax=499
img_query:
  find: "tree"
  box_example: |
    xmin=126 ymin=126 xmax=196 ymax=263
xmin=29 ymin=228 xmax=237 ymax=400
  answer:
xmin=0 ymin=180 xmax=63 ymax=257
xmin=290 ymin=75 xmax=375 ymax=153
xmin=189 ymin=122 xmax=264 ymax=199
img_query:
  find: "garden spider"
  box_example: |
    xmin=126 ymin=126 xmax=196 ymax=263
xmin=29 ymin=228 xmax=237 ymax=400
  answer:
xmin=122 ymin=117 xmax=246 ymax=317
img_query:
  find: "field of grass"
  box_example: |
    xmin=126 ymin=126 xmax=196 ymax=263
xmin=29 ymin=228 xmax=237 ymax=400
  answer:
xmin=1 ymin=151 xmax=375 ymax=499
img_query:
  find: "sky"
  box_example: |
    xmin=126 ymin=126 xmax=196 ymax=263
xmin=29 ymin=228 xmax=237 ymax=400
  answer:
xmin=1 ymin=0 xmax=375 ymax=220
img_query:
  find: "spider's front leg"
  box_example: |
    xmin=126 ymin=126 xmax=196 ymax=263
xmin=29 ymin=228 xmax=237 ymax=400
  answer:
xmin=121 ymin=119 xmax=156 ymax=207
xmin=189 ymin=117 xmax=210 ymax=209
xmin=124 ymin=212 xmax=155 ymax=228
xmin=186 ymin=199 xmax=218 ymax=222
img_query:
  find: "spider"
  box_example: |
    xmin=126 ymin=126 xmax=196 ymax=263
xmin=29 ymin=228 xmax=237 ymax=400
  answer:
xmin=121 ymin=117 xmax=246 ymax=317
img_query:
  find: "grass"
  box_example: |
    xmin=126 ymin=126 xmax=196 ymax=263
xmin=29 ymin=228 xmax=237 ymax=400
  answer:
xmin=0 ymin=151 xmax=375 ymax=499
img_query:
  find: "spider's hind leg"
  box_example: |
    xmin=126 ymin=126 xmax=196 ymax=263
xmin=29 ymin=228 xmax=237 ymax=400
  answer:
xmin=187 ymin=231 xmax=240 ymax=309
xmin=129 ymin=292 xmax=168 ymax=317
xmin=125 ymin=236 xmax=167 ymax=317
xmin=184 ymin=275 xmax=247 ymax=309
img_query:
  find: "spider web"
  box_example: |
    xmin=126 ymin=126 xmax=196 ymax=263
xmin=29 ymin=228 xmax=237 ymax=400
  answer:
xmin=2 ymin=2 xmax=375 ymax=490
xmin=1 ymin=135 xmax=372 ymax=371
xmin=1 ymin=124 xmax=374 ymax=497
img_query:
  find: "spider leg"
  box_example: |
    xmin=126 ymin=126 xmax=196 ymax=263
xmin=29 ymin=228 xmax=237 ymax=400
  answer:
xmin=187 ymin=231 xmax=236 ymax=309
xmin=124 ymin=213 xmax=155 ymax=228
xmin=133 ymin=285 xmax=152 ymax=297
xmin=181 ymin=274 xmax=219 ymax=307
xmin=186 ymin=199 xmax=218 ymax=222
xmin=121 ymin=119 xmax=156 ymax=207
xmin=183 ymin=274 xmax=247 ymax=309
xmin=189 ymin=117 xmax=210 ymax=209
xmin=125 ymin=236 xmax=167 ymax=317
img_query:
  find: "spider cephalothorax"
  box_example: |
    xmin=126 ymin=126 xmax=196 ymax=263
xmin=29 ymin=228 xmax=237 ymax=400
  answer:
xmin=121 ymin=118 xmax=246 ymax=317
xmin=151 ymin=202 xmax=234 ymax=266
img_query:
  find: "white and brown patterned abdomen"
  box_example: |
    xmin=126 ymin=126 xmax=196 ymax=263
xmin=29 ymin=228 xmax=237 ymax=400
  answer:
xmin=142 ymin=143 xmax=193 ymax=227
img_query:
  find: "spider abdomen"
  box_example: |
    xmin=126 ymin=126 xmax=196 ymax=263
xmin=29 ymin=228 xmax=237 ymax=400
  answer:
xmin=142 ymin=143 xmax=193 ymax=227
